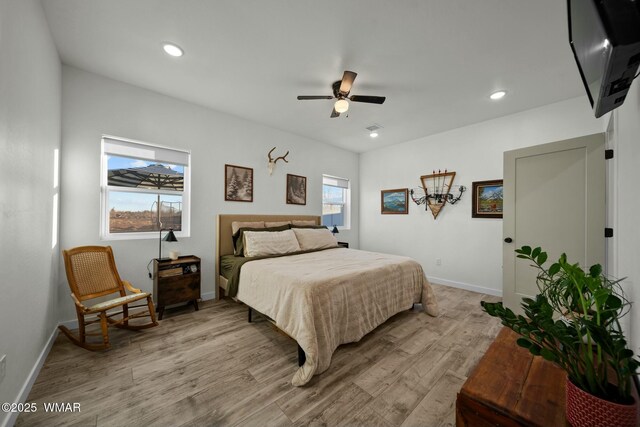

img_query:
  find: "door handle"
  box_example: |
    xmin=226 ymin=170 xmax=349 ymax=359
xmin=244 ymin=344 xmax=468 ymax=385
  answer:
xmin=504 ymin=237 xmax=513 ymax=243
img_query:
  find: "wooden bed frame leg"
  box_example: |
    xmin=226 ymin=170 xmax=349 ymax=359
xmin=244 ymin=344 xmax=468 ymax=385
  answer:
xmin=248 ymin=307 xmax=252 ymax=323
xmin=298 ymin=344 xmax=306 ymax=366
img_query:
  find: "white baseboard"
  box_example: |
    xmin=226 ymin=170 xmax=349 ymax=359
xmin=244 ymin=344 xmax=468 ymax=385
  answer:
xmin=58 ymin=317 xmax=78 ymax=331
xmin=428 ymin=276 xmax=502 ymax=297
xmin=201 ymin=291 xmax=215 ymax=301
xmin=2 ymin=326 xmax=59 ymax=427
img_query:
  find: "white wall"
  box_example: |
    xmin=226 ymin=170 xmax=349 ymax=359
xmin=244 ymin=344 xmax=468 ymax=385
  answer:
xmin=59 ymin=66 xmax=359 ymax=321
xmin=359 ymin=96 xmax=603 ymax=295
xmin=0 ymin=0 xmax=61 ymax=425
xmin=610 ymin=82 xmax=640 ymax=356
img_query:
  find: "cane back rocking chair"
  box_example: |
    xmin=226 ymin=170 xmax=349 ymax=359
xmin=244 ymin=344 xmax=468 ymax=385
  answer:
xmin=59 ymin=245 xmax=159 ymax=350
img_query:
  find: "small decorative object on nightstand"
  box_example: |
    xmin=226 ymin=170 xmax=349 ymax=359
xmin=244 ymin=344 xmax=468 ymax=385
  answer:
xmin=153 ymin=255 xmax=201 ymax=320
xmin=337 ymin=242 xmax=349 ymax=248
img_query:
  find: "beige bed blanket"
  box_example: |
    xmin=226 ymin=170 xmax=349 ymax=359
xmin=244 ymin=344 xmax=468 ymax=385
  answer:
xmin=235 ymin=247 xmax=439 ymax=386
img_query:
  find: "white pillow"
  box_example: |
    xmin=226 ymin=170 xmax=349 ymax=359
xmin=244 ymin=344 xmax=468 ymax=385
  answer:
xmin=243 ymin=229 xmax=301 ymax=257
xmin=292 ymin=228 xmax=338 ymax=251
xmin=292 ymin=220 xmax=317 ymax=226
xmin=231 ymin=221 xmax=265 ymax=235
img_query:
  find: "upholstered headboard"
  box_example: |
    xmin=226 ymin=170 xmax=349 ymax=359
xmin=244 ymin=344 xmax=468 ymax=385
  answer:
xmin=215 ymin=214 xmax=321 ymax=297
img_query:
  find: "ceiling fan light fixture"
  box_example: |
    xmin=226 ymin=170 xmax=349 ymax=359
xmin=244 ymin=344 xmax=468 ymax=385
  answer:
xmin=334 ymin=99 xmax=349 ymax=113
xmin=490 ymin=90 xmax=507 ymax=100
xmin=162 ymin=43 xmax=184 ymax=57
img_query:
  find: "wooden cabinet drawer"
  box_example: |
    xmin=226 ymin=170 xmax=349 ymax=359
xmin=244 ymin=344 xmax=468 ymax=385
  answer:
xmin=157 ymin=273 xmax=200 ymax=306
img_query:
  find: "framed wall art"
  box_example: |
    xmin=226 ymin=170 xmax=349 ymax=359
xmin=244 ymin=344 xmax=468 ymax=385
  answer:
xmin=472 ymin=179 xmax=503 ymax=218
xmin=381 ymin=188 xmax=409 ymax=214
xmin=225 ymin=164 xmax=253 ymax=202
xmin=286 ymin=174 xmax=306 ymax=205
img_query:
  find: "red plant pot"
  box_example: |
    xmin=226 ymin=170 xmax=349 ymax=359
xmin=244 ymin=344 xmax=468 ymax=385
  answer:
xmin=566 ymin=378 xmax=638 ymax=427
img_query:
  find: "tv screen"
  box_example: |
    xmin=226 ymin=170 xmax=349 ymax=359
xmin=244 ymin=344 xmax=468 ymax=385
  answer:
xmin=568 ymin=0 xmax=640 ymax=117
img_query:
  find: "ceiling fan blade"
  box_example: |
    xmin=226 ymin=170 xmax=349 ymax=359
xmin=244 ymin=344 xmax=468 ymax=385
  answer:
xmin=330 ymin=108 xmax=340 ymax=118
xmin=297 ymin=95 xmax=334 ymax=100
xmin=349 ymin=95 xmax=386 ymax=104
xmin=338 ymin=71 xmax=357 ymax=96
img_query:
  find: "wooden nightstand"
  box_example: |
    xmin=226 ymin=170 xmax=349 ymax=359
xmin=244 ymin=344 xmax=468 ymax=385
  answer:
xmin=153 ymin=255 xmax=201 ymax=320
xmin=337 ymin=241 xmax=349 ymax=248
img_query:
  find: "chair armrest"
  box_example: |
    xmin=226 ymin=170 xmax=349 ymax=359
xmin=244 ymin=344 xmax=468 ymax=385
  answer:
xmin=70 ymin=293 xmax=90 ymax=313
xmin=123 ymin=281 xmax=142 ymax=294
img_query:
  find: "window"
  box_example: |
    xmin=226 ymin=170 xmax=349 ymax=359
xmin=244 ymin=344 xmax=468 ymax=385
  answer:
xmin=322 ymin=175 xmax=350 ymax=229
xmin=101 ymin=136 xmax=190 ymax=239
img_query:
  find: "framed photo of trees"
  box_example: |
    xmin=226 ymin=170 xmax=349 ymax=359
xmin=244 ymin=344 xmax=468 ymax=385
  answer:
xmin=225 ymin=164 xmax=253 ymax=202
xmin=286 ymin=174 xmax=306 ymax=205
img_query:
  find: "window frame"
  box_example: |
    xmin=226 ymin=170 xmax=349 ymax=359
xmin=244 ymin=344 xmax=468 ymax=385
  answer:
xmin=322 ymin=174 xmax=351 ymax=230
xmin=100 ymin=135 xmax=191 ymax=240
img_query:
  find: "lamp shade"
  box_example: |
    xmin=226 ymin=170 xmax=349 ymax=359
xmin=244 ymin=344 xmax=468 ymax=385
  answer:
xmin=331 ymin=225 xmax=339 ymax=235
xmin=334 ymin=99 xmax=349 ymax=113
xmin=162 ymin=229 xmax=178 ymax=242
xmin=159 ymin=228 xmax=178 ymax=260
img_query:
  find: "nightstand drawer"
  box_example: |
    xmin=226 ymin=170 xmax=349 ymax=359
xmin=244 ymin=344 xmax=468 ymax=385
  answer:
xmin=157 ymin=274 xmax=200 ymax=305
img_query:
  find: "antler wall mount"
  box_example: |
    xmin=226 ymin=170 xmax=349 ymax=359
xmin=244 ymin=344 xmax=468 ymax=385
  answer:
xmin=267 ymin=147 xmax=289 ymax=175
xmin=410 ymin=170 xmax=465 ymax=219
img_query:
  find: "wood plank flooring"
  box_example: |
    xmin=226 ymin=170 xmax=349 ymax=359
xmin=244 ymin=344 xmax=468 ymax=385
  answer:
xmin=16 ymin=284 xmax=501 ymax=427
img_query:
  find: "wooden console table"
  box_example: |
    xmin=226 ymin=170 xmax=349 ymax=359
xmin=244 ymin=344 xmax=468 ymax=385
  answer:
xmin=456 ymin=327 xmax=567 ymax=427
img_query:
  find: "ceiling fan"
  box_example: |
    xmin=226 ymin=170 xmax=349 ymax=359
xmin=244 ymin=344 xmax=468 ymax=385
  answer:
xmin=297 ymin=70 xmax=386 ymax=118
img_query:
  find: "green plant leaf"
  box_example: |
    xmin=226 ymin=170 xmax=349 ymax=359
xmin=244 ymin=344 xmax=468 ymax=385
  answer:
xmin=517 ymin=338 xmax=532 ymax=349
xmin=589 ymin=264 xmax=602 ymax=278
xmin=549 ymin=263 xmax=560 ymax=276
xmin=540 ymin=348 xmax=557 ymax=362
xmin=537 ymin=252 xmax=548 ymax=265
xmin=528 ymin=344 xmax=542 ymax=356
xmin=606 ymin=295 xmax=622 ymax=310
xmin=520 ymin=246 xmax=532 ymax=255
xmin=532 ymin=247 xmax=541 ymax=258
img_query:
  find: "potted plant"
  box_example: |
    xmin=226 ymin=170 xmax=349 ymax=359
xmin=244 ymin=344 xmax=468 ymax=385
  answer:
xmin=482 ymin=246 xmax=639 ymax=427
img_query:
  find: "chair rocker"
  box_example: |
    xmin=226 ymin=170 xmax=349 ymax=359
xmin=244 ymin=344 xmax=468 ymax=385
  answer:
xmin=59 ymin=245 xmax=159 ymax=350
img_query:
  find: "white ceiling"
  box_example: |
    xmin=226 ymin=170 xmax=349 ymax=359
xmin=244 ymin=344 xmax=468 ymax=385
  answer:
xmin=41 ymin=0 xmax=587 ymax=153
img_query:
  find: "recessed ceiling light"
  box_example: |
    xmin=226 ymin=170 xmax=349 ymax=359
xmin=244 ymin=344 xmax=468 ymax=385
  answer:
xmin=366 ymin=124 xmax=382 ymax=138
xmin=490 ymin=90 xmax=507 ymax=100
xmin=162 ymin=43 xmax=184 ymax=57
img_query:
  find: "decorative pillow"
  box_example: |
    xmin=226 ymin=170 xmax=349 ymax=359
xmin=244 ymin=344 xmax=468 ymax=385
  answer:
xmin=291 ymin=225 xmax=328 ymax=229
xmin=291 ymin=220 xmax=317 ymax=226
xmin=233 ymin=225 xmax=290 ymax=256
xmin=243 ymin=230 xmax=301 ymax=258
xmin=231 ymin=221 xmax=265 ymax=235
xmin=292 ymin=228 xmax=338 ymax=251
xmin=265 ymin=221 xmax=291 ymax=228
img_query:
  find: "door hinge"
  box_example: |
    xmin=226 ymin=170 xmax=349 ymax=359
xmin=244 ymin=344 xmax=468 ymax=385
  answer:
xmin=605 ymin=228 xmax=614 ymax=238
xmin=605 ymin=149 xmax=614 ymax=159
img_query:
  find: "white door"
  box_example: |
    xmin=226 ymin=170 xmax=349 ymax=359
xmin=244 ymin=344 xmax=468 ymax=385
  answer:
xmin=503 ymin=133 xmax=606 ymax=311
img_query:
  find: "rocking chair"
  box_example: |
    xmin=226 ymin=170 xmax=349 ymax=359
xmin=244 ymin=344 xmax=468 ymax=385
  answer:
xmin=59 ymin=245 xmax=159 ymax=350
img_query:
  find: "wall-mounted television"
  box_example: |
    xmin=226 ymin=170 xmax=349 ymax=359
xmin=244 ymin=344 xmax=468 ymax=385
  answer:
xmin=567 ymin=0 xmax=640 ymax=118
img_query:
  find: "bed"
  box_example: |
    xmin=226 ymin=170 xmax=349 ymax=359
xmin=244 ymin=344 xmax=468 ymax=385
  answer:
xmin=216 ymin=214 xmax=439 ymax=386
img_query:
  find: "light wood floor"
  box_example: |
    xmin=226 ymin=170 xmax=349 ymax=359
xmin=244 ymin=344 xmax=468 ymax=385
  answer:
xmin=17 ymin=284 xmax=501 ymax=427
